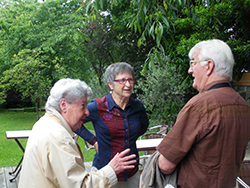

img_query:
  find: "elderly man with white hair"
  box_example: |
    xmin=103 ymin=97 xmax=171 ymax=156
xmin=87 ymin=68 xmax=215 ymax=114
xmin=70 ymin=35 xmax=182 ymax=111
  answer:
xmin=155 ymin=39 xmax=250 ymax=188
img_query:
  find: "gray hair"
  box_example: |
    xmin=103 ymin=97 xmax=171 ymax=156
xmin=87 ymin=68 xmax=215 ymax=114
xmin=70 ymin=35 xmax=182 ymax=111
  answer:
xmin=189 ymin=39 xmax=234 ymax=81
xmin=104 ymin=62 xmax=134 ymax=86
xmin=45 ymin=78 xmax=93 ymax=112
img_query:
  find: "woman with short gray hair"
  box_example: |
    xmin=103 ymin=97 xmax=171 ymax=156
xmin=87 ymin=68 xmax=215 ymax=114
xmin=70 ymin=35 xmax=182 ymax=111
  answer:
xmin=19 ymin=78 xmax=136 ymax=188
xmin=75 ymin=62 xmax=149 ymax=188
xmin=104 ymin=62 xmax=135 ymax=86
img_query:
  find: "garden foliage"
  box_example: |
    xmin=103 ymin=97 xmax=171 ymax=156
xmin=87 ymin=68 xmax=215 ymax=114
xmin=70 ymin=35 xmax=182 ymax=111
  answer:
xmin=135 ymin=53 xmax=190 ymax=126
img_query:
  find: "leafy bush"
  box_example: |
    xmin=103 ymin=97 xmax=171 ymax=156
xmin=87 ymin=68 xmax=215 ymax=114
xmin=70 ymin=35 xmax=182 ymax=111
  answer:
xmin=135 ymin=60 xmax=190 ymax=126
xmin=87 ymin=76 xmax=110 ymax=100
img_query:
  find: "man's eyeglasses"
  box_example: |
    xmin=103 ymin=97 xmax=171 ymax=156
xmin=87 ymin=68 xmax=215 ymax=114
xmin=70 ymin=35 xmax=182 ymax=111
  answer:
xmin=114 ymin=78 xmax=136 ymax=85
xmin=189 ymin=59 xmax=208 ymax=68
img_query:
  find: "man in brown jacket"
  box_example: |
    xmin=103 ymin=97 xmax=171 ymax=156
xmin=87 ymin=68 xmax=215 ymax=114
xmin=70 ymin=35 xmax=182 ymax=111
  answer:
xmin=157 ymin=39 xmax=250 ymax=188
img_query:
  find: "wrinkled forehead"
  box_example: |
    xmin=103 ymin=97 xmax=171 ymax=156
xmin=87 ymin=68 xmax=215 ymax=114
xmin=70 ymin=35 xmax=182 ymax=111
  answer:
xmin=115 ymin=71 xmax=133 ymax=79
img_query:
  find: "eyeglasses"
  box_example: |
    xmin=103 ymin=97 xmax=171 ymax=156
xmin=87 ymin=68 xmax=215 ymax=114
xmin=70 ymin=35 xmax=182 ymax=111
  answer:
xmin=189 ymin=59 xmax=208 ymax=68
xmin=114 ymin=78 xmax=136 ymax=85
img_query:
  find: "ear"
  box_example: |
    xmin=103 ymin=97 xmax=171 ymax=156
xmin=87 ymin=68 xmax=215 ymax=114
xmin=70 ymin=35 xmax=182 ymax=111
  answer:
xmin=60 ymin=98 xmax=67 ymax=113
xmin=206 ymin=60 xmax=215 ymax=76
xmin=107 ymin=81 xmax=114 ymax=91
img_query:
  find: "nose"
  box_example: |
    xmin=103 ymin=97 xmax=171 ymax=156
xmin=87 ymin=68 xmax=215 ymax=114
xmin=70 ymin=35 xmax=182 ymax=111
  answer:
xmin=188 ymin=67 xmax=193 ymax=74
xmin=124 ymin=80 xmax=132 ymax=87
xmin=84 ymin=108 xmax=90 ymax=117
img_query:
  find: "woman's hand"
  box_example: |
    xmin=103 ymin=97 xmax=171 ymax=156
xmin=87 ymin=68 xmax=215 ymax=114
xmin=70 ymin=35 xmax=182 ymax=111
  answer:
xmin=108 ymin=149 xmax=136 ymax=175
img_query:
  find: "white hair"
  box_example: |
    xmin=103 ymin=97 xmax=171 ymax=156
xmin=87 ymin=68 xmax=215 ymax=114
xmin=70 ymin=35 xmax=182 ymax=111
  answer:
xmin=45 ymin=78 xmax=93 ymax=112
xmin=189 ymin=39 xmax=235 ymax=81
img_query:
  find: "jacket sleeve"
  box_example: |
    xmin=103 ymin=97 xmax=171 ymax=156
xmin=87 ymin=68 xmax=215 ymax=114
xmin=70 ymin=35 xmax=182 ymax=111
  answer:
xmin=74 ymin=125 xmax=96 ymax=145
xmin=45 ymin=131 xmax=117 ymax=188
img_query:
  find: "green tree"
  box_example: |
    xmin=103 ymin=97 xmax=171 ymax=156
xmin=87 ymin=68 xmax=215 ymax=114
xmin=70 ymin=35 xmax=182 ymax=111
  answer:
xmin=0 ymin=0 xmax=92 ymax=112
xmin=0 ymin=0 xmax=93 ymax=78
xmin=1 ymin=49 xmax=67 ymax=119
xmin=171 ymin=0 xmax=250 ymax=80
xmin=86 ymin=0 xmax=250 ymax=76
xmin=0 ymin=0 xmax=148 ymax=110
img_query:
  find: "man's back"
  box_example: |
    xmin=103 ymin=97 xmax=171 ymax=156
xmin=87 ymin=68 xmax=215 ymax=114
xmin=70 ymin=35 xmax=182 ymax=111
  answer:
xmin=158 ymin=81 xmax=250 ymax=187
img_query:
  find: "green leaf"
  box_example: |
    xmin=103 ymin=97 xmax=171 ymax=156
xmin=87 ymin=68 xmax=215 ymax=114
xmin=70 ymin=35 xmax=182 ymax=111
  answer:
xmin=156 ymin=51 xmax=161 ymax=65
xmin=137 ymin=21 xmax=142 ymax=34
xmin=160 ymin=14 xmax=170 ymax=29
xmin=140 ymin=10 xmax=145 ymax=27
xmin=156 ymin=34 xmax=161 ymax=47
xmin=141 ymin=60 xmax=149 ymax=75
xmin=159 ymin=22 xmax=163 ymax=38
xmin=134 ymin=22 xmax=137 ymax=33
xmin=137 ymin=37 xmax=142 ymax=47
xmin=149 ymin=21 xmax=156 ymax=39
xmin=149 ymin=56 xmax=154 ymax=70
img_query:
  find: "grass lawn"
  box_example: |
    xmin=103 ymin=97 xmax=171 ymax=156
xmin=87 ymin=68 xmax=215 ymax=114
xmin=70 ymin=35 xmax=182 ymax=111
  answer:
xmin=0 ymin=110 xmax=95 ymax=167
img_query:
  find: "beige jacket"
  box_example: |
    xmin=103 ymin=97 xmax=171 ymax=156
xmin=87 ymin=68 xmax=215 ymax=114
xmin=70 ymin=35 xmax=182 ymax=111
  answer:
xmin=18 ymin=108 xmax=117 ymax=188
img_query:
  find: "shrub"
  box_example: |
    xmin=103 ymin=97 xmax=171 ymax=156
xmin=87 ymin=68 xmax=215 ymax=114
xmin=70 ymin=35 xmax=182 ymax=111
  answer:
xmin=135 ymin=61 xmax=190 ymax=126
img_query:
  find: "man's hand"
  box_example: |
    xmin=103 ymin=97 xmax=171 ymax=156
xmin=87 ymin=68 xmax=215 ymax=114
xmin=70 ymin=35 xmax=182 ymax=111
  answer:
xmin=108 ymin=149 xmax=136 ymax=175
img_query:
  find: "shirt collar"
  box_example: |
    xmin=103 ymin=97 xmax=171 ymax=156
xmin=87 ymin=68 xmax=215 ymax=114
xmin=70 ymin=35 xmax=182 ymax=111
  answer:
xmin=45 ymin=107 xmax=75 ymax=138
xmin=106 ymin=94 xmax=133 ymax=111
xmin=200 ymin=80 xmax=230 ymax=93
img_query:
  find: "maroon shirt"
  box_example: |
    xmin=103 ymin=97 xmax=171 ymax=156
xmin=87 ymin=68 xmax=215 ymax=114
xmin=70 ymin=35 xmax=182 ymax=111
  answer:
xmin=157 ymin=80 xmax=250 ymax=188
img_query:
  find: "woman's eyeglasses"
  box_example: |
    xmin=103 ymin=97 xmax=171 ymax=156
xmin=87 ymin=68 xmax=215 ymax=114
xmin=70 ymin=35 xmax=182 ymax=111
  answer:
xmin=114 ymin=78 xmax=136 ymax=85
